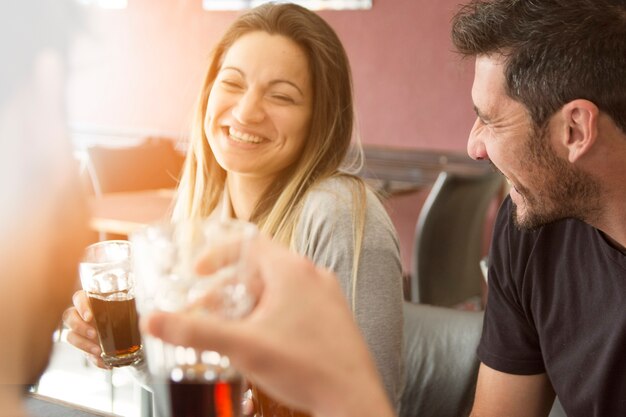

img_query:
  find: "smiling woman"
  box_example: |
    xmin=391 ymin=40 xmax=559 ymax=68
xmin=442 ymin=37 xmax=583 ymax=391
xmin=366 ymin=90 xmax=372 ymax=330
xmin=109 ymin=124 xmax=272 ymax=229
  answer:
xmin=64 ymin=2 xmax=404 ymax=415
xmin=204 ymin=32 xmax=313 ymax=195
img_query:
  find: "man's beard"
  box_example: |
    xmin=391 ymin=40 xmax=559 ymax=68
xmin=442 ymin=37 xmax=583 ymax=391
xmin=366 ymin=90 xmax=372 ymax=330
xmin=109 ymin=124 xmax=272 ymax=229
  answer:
xmin=510 ymin=125 xmax=602 ymax=230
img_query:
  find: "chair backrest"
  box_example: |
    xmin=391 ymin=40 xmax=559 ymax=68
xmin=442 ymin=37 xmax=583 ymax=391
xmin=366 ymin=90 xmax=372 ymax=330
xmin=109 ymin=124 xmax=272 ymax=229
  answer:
xmin=85 ymin=137 xmax=185 ymax=196
xmin=410 ymin=171 xmax=503 ymax=306
xmin=400 ymin=302 xmax=483 ymax=417
xmin=400 ymin=302 xmax=567 ymax=417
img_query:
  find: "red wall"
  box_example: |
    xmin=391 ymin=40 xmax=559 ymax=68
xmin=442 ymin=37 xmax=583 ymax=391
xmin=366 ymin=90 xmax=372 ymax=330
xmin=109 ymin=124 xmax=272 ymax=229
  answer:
xmin=67 ymin=0 xmax=476 ymax=150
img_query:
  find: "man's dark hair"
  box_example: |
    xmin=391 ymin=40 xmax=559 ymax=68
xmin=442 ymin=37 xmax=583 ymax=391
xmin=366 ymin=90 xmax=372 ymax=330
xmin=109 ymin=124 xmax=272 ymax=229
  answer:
xmin=451 ymin=0 xmax=626 ymax=133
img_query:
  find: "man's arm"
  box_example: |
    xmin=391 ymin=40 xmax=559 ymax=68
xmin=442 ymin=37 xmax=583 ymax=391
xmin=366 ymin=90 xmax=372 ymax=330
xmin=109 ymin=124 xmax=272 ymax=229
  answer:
xmin=470 ymin=363 xmax=555 ymax=417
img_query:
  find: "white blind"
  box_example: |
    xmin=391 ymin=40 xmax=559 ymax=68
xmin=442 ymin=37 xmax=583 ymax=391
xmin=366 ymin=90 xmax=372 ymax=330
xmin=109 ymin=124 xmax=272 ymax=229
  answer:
xmin=202 ymin=0 xmax=372 ymax=11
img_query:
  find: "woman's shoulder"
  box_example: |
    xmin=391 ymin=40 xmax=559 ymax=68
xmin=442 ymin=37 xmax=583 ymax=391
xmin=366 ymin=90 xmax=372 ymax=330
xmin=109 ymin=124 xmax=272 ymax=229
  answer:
xmin=302 ymin=175 xmax=384 ymax=214
xmin=299 ymin=175 xmax=393 ymax=230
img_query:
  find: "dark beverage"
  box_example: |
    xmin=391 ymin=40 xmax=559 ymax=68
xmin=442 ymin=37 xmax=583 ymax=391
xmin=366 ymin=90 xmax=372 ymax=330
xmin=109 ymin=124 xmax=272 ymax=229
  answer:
xmin=168 ymin=365 xmax=243 ymax=417
xmin=252 ymin=386 xmax=310 ymax=417
xmin=87 ymin=292 xmax=142 ymax=366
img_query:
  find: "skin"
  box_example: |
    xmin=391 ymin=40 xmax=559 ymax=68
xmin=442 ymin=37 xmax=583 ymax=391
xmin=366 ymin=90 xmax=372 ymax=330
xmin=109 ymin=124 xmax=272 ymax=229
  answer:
xmin=468 ymin=55 xmax=626 ymax=246
xmin=1 ymin=51 xmax=90 ymax=415
xmin=142 ymin=234 xmax=395 ymax=417
xmin=206 ymin=31 xmax=313 ymax=221
xmin=467 ymin=55 xmax=626 ymax=416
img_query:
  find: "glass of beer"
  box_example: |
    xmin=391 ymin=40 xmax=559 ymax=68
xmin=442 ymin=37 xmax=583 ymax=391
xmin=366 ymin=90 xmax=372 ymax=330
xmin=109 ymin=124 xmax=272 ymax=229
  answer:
xmin=79 ymin=240 xmax=143 ymax=367
xmin=131 ymin=218 xmax=257 ymax=417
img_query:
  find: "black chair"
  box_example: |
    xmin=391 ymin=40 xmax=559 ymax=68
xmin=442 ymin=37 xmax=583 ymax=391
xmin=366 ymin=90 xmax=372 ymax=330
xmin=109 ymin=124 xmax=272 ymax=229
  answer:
xmin=400 ymin=302 xmax=568 ymax=417
xmin=400 ymin=302 xmax=483 ymax=417
xmin=409 ymin=171 xmax=503 ymax=306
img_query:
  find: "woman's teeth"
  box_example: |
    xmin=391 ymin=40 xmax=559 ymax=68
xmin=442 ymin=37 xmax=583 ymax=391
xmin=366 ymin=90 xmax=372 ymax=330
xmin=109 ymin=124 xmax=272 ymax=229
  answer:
xmin=228 ymin=127 xmax=263 ymax=144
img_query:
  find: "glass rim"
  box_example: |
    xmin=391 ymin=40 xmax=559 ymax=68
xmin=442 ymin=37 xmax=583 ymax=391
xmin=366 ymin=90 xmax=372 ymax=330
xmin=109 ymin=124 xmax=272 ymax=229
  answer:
xmin=82 ymin=240 xmax=132 ymax=264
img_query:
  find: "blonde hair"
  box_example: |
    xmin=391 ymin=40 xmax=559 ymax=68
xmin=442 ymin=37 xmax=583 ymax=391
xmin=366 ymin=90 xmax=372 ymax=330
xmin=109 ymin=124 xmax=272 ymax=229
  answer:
xmin=174 ymin=3 xmax=367 ymax=310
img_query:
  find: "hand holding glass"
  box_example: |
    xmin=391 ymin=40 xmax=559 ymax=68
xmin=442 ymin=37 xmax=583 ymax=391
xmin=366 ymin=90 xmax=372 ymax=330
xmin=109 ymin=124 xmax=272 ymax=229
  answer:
xmin=131 ymin=219 xmax=257 ymax=417
xmin=79 ymin=240 xmax=143 ymax=367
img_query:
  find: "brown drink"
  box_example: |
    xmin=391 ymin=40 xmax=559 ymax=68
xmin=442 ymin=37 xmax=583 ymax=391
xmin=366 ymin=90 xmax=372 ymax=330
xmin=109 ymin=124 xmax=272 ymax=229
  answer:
xmin=168 ymin=365 xmax=243 ymax=417
xmin=252 ymin=386 xmax=310 ymax=417
xmin=87 ymin=291 xmax=142 ymax=366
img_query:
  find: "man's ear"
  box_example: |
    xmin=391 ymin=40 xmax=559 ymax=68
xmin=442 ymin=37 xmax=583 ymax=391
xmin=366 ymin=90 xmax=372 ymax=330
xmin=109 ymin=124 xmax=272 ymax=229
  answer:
xmin=560 ymin=99 xmax=599 ymax=163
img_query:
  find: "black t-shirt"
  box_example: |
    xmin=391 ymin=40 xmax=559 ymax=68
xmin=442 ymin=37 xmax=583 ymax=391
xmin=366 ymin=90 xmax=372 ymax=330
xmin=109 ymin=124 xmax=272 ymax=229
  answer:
xmin=478 ymin=197 xmax=626 ymax=417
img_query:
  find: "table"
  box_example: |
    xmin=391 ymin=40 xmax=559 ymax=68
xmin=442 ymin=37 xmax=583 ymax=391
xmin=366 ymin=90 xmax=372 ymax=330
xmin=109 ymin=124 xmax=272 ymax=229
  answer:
xmin=89 ymin=188 xmax=175 ymax=236
xmin=26 ymin=393 xmax=116 ymax=417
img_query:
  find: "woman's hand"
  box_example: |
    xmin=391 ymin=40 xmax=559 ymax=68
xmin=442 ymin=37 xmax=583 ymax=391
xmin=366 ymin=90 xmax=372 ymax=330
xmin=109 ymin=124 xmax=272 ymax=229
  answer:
xmin=62 ymin=290 xmax=108 ymax=368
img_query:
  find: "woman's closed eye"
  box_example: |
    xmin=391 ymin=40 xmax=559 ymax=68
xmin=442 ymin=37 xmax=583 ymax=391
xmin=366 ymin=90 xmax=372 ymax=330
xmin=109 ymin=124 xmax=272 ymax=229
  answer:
xmin=220 ymin=79 xmax=244 ymax=91
xmin=269 ymin=93 xmax=296 ymax=104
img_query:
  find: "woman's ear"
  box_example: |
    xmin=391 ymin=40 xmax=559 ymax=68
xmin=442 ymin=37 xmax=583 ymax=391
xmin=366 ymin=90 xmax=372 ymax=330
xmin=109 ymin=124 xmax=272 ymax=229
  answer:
xmin=560 ymin=99 xmax=599 ymax=163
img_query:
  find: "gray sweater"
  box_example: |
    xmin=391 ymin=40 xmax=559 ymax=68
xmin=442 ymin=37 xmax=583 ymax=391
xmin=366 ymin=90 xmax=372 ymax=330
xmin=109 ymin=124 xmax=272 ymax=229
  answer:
xmin=294 ymin=176 xmax=405 ymax=408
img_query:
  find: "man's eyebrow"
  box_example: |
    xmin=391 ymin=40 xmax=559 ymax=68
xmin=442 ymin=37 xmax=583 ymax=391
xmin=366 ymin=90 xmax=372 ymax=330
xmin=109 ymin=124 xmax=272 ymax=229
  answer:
xmin=473 ymin=105 xmax=491 ymax=122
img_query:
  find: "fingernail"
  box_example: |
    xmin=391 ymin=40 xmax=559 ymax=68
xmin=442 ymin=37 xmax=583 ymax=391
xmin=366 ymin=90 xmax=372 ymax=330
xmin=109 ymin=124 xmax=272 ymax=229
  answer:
xmin=87 ymin=329 xmax=97 ymax=339
xmin=91 ymin=347 xmax=101 ymax=356
xmin=83 ymin=311 xmax=92 ymax=322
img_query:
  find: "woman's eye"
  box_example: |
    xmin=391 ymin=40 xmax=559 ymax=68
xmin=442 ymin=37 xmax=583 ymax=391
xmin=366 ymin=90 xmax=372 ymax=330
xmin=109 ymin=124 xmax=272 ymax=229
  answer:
xmin=220 ymin=80 xmax=242 ymax=89
xmin=271 ymin=94 xmax=295 ymax=104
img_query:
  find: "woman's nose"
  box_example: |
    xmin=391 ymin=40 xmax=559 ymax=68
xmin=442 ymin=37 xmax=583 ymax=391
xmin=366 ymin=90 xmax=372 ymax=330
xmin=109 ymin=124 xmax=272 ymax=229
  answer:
xmin=467 ymin=118 xmax=489 ymax=161
xmin=232 ymin=91 xmax=265 ymax=124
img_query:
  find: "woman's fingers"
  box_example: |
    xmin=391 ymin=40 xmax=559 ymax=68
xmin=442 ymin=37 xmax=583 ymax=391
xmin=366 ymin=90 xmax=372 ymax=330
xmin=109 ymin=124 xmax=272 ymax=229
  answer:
xmin=62 ymin=290 xmax=102 ymax=359
xmin=72 ymin=290 xmax=93 ymax=322
xmin=65 ymin=325 xmax=101 ymax=356
xmin=62 ymin=306 xmax=97 ymax=341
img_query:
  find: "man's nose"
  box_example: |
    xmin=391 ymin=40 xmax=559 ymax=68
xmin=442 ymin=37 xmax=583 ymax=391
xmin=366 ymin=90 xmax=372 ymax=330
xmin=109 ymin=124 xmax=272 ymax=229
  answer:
xmin=467 ymin=118 xmax=489 ymax=161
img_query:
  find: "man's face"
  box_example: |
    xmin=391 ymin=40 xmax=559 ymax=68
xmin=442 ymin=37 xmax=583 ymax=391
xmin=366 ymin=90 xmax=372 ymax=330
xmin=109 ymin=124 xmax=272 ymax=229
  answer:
xmin=467 ymin=55 xmax=601 ymax=229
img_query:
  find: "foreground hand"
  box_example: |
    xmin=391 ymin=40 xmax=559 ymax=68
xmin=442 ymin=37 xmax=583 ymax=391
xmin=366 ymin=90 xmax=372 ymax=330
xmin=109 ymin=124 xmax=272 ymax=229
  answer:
xmin=62 ymin=290 xmax=108 ymax=368
xmin=142 ymin=234 xmax=394 ymax=417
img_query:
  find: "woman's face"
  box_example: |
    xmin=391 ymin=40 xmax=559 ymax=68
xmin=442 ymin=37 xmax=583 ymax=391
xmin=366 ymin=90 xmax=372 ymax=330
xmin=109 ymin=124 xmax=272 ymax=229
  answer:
xmin=205 ymin=31 xmax=313 ymax=183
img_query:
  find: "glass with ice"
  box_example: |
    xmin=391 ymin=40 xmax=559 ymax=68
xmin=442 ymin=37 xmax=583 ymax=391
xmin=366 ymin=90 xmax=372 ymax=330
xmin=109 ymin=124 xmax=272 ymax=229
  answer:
xmin=131 ymin=219 xmax=257 ymax=417
xmin=79 ymin=240 xmax=143 ymax=367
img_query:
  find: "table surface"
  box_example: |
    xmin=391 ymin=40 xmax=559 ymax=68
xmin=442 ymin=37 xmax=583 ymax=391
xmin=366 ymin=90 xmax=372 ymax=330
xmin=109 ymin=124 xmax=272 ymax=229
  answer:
xmin=25 ymin=394 xmax=116 ymax=417
xmin=89 ymin=188 xmax=175 ymax=236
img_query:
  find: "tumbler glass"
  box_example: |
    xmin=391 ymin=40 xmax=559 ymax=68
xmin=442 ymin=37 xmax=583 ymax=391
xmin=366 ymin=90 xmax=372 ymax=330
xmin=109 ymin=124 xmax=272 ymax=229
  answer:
xmin=79 ymin=240 xmax=143 ymax=367
xmin=131 ymin=219 xmax=257 ymax=417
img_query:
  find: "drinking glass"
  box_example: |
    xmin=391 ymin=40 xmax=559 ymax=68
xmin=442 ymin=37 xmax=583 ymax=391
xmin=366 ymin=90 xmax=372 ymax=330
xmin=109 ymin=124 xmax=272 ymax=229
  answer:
xmin=131 ymin=218 xmax=257 ymax=417
xmin=79 ymin=240 xmax=143 ymax=367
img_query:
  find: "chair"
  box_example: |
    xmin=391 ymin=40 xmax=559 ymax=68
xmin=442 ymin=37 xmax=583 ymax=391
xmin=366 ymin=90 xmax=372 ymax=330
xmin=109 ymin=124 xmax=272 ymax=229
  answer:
xmin=409 ymin=170 xmax=503 ymax=306
xmin=400 ymin=301 xmax=483 ymax=417
xmin=83 ymin=137 xmax=184 ymax=241
xmin=84 ymin=137 xmax=185 ymax=196
xmin=400 ymin=301 xmax=567 ymax=417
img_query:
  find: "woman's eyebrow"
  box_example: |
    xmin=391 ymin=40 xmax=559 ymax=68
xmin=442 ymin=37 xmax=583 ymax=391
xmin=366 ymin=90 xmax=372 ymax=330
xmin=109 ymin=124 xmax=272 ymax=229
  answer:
xmin=268 ymin=79 xmax=304 ymax=97
xmin=220 ymin=66 xmax=305 ymax=97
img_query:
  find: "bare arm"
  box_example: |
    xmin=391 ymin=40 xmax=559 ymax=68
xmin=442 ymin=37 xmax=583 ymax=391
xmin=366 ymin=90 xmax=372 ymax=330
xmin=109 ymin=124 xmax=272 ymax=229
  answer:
xmin=470 ymin=363 xmax=555 ymax=417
